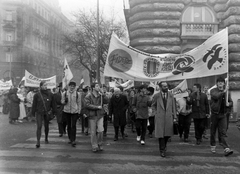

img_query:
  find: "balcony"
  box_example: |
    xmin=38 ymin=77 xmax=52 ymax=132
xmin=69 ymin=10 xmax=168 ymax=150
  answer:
xmin=181 ymin=22 xmax=219 ymax=39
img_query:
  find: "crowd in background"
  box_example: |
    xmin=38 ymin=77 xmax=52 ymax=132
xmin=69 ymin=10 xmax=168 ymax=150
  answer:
xmin=0 ymin=76 xmax=235 ymax=157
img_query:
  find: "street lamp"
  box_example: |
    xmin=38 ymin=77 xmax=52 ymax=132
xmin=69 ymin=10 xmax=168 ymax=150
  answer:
xmin=96 ymin=0 xmax=100 ymax=84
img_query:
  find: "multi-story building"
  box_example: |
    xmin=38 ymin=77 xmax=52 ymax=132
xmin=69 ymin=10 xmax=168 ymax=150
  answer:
xmin=0 ymin=0 xmax=81 ymax=85
xmin=124 ymin=0 xmax=240 ymax=115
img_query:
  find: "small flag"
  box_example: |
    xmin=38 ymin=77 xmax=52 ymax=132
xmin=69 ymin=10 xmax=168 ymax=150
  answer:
xmin=62 ymin=58 xmax=73 ymax=89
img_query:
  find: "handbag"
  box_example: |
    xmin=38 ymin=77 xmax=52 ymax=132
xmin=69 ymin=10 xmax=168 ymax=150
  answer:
xmin=39 ymin=92 xmax=55 ymax=121
xmin=173 ymin=122 xmax=179 ymax=135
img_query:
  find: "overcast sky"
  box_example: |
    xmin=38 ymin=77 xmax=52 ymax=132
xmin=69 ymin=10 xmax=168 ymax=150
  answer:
xmin=58 ymin=0 xmax=129 ymax=21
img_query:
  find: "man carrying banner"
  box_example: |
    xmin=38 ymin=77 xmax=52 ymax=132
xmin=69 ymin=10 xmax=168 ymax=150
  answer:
xmin=209 ymin=77 xmax=233 ymax=156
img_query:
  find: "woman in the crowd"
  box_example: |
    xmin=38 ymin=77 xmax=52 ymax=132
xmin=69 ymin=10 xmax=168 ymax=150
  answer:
xmin=128 ymin=89 xmax=136 ymax=132
xmin=32 ymin=81 xmax=56 ymax=148
xmin=8 ymin=88 xmax=20 ymax=124
xmin=17 ymin=85 xmax=27 ymax=121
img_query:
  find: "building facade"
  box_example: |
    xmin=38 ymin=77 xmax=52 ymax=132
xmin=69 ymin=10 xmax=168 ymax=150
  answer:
xmin=125 ymin=0 xmax=240 ymax=114
xmin=0 ymin=0 xmax=81 ymax=85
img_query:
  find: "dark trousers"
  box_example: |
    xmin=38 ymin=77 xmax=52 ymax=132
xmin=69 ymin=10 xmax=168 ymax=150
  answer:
xmin=63 ymin=112 xmax=78 ymax=142
xmin=210 ymin=113 xmax=229 ymax=149
xmin=103 ymin=112 xmax=108 ymax=134
xmin=158 ymin=136 xmax=170 ymax=152
xmin=135 ymin=118 xmax=148 ymax=141
xmin=193 ymin=118 xmax=205 ymax=140
xmin=148 ymin=116 xmax=155 ymax=134
xmin=178 ymin=114 xmax=191 ymax=139
xmin=114 ymin=126 xmax=125 ymax=138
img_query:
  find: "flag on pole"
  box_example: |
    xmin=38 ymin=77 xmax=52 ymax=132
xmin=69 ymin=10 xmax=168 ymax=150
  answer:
xmin=79 ymin=77 xmax=84 ymax=89
xmin=62 ymin=58 xmax=73 ymax=89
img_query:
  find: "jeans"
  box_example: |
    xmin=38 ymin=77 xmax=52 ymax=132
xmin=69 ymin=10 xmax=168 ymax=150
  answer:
xmin=103 ymin=112 xmax=108 ymax=134
xmin=210 ymin=113 xmax=229 ymax=148
xmin=135 ymin=118 xmax=147 ymax=141
xmin=63 ymin=112 xmax=78 ymax=142
xmin=89 ymin=117 xmax=104 ymax=149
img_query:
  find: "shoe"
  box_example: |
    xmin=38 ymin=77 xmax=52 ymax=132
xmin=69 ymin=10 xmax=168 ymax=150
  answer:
xmin=203 ymin=135 xmax=208 ymax=139
xmin=59 ymin=134 xmax=63 ymax=137
xmin=114 ymin=136 xmax=118 ymax=141
xmin=141 ymin=140 xmax=145 ymax=145
xmin=45 ymin=139 xmax=49 ymax=144
xmin=224 ymin=148 xmax=233 ymax=156
xmin=211 ymin=146 xmax=216 ymax=153
xmin=36 ymin=144 xmax=40 ymax=148
xmin=196 ymin=140 xmax=201 ymax=145
xmin=160 ymin=151 xmax=166 ymax=157
xmin=125 ymin=133 xmax=128 ymax=137
xmin=136 ymin=136 xmax=141 ymax=142
xmin=184 ymin=138 xmax=189 ymax=142
xmin=149 ymin=134 xmax=153 ymax=138
xmin=122 ymin=134 xmax=125 ymax=139
xmin=98 ymin=145 xmax=103 ymax=151
xmin=92 ymin=148 xmax=98 ymax=153
xmin=68 ymin=141 xmax=72 ymax=144
xmin=85 ymin=132 xmax=89 ymax=136
xmin=72 ymin=141 xmax=76 ymax=146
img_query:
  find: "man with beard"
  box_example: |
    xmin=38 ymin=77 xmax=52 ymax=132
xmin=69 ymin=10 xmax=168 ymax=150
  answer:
xmin=210 ymin=77 xmax=233 ymax=156
xmin=109 ymin=87 xmax=129 ymax=141
xmin=152 ymin=81 xmax=177 ymax=157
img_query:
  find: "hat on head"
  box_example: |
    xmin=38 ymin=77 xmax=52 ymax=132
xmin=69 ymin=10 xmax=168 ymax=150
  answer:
xmin=39 ymin=80 xmax=46 ymax=87
xmin=69 ymin=81 xmax=76 ymax=86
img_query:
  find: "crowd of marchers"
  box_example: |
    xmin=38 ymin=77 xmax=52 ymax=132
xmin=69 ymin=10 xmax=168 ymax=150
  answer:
xmin=2 ymin=76 xmax=234 ymax=157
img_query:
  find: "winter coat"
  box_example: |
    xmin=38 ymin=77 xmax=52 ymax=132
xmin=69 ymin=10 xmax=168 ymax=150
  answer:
xmin=61 ymin=90 xmax=81 ymax=114
xmin=53 ymin=91 xmax=63 ymax=123
xmin=32 ymin=89 xmax=56 ymax=116
xmin=152 ymin=91 xmax=176 ymax=138
xmin=187 ymin=92 xmax=209 ymax=119
xmin=132 ymin=93 xmax=151 ymax=119
xmin=84 ymin=92 xmax=108 ymax=119
xmin=9 ymin=88 xmax=20 ymax=120
xmin=210 ymin=87 xmax=233 ymax=115
xmin=109 ymin=94 xmax=129 ymax=127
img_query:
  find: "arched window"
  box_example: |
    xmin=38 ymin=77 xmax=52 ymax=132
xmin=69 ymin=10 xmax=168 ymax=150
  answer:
xmin=182 ymin=6 xmax=216 ymax=23
xmin=181 ymin=6 xmax=218 ymax=37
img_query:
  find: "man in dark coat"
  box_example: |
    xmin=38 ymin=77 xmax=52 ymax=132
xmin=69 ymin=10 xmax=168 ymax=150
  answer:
xmin=187 ymin=83 xmax=210 ymax=145
xmin=109 ymin=87 xmax=129 ymax=141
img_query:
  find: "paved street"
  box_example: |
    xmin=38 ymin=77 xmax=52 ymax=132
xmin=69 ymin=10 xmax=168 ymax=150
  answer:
xmin=0 ymin=113 xmax=240 ymax=174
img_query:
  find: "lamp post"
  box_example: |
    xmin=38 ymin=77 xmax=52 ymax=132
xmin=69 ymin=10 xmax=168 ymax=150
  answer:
xmin=96 ymin=0 xmax=100 ymax=84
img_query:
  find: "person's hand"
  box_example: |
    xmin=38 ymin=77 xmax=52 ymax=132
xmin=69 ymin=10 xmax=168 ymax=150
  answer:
xmin=224 ymin=85 xmax=229 ymax=93
xmin=226 ymin=102 xmax=230 ymax=107
xmin=83 ymin=114 xmax=87 ymax=118
xmin=133 ymin=108 xmax=137 ymax=112
xmin=173 ymin=118 xmax=177 ymax=123
xmin=206 ymin=114 xmax=210 ymax=118
xmin=98 ymin=106 xmax=102 ymax=109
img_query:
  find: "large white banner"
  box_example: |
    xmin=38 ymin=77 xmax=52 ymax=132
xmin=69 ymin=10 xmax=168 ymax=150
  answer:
xmin=24 ymin=70 xmax=56 ymax=89
xmin=0 ymin=80 xmax=13 ymax=90
xmin=104 ymin=28 xmax=228 ymax=81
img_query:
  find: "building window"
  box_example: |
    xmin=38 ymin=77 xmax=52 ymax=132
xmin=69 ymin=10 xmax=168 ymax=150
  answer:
xmin=6 ymin=53 xmax=12 ymax=62
xmin=182 ymin=6 xmax=216 ymax=23
xmin=6 ymin=11 xmax=13 ymax=21
xmin=6 ymin=33 xmax=13 ymax=41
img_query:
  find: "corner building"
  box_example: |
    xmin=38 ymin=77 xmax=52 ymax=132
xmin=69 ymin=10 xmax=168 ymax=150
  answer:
xmin=125 ymin=0 xmax=240 ymax=115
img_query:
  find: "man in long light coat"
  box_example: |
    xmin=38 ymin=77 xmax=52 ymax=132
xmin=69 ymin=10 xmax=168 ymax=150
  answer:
xmin=152 ymin=81 xmax=177 ymax=157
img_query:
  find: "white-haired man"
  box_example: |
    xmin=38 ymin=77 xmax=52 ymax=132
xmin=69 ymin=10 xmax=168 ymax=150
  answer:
xmin=109 ymin=87 xmax=129 ymax=141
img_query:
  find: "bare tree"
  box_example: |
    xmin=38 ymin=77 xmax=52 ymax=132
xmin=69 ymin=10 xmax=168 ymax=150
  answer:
xmin=62 ymin=9 xmax=127 ymax=83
